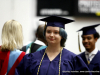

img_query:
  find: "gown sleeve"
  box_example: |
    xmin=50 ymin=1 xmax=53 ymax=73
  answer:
xmin=15 ymin=53 xmax=34 ymax=75
xmin=61 ymin=55 xmax=92 ymax=75
xmin=15 ymin=49 xmax=45 ymax=75
xmin=73 ymin=55 xmax=92 ymax=75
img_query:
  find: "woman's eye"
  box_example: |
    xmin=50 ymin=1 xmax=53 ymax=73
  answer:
xmin=55 ymin=32 xmax=59 ymax=34
xmin=47 ymin=31 xmax=51 ymax=33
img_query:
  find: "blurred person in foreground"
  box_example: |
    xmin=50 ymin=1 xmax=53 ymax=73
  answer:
xmin=78 ymin=24 xmax=100 ymax=75
xmin=0 ymin=20 xmax=25 ymax=75
xmin=15 ymin=16 xmax=91 ymax=75
xmin=21 ymin=24 xmax=47 ymax=54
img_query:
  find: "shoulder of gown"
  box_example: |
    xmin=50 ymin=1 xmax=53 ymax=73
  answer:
xmin=15 ymin=48 xmax=46 ymax=75
xmin=62 ymin=48 xmax=91 ymax=73
xmin=62 ymin=48 xmax=82 ymax=62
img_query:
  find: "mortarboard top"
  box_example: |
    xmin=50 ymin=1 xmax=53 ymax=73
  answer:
xmin=39 ymin=15 xmax=74 ymax=29
xmin=77 ymin=24 xmax=100 ymax=35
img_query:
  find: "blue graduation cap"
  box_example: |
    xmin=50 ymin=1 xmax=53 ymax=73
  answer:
xmin=78 ymin=24 xmax=100 ymax=35
xmin=39 ymin=15 xmax=74 ymax=29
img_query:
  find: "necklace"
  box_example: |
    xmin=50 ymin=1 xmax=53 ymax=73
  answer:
xmin=37 ymin=47 xmax=63 ymax=75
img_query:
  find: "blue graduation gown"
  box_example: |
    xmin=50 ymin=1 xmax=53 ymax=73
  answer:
xmin=79 ymin=50 xmax=100 ymax=75
xmin=15 ymin=48 xmax=91 ymax=75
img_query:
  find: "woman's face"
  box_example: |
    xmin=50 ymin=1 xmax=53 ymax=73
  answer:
xmin=45 ymin=26 xmax=62 ymax=45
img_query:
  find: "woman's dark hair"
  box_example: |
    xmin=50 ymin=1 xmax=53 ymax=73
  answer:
xmin=43 ymin=26 xmax=67 ymax=47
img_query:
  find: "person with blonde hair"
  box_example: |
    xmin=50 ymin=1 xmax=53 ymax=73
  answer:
xmin=0 ymin=20 xmax=25 ymax=75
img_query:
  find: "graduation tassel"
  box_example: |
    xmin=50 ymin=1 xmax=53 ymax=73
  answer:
xmin=44 ymin=22 xmax=46 ymax=29
xmin=78 ymin=33 xmax=81 ymax=52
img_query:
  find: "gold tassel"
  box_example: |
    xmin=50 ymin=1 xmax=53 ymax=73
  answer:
xmin=78 ymin=33 xmax=81 ymax=52
xmin=44 ymin=22 xmax=46 ymax=29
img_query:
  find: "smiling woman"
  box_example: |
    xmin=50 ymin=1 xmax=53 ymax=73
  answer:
xmin=15 ymin=16 xmax=92 ymax=75
xmin=45 ymin=26 xmax=62 ymax=45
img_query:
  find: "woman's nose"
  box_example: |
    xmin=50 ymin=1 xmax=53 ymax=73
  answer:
xmin=50 ymin=32 xmax=54 ymax=36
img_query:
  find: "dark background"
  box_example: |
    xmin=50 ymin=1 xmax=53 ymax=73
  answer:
xmin=37 ymin=0 xmax=100 ymax=17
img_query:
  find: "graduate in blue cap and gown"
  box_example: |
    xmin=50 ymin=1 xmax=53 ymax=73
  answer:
xmin=78 ymin=24 xmax=100 ymax=75
xmin=15 ymin=16 xmax=91 ymax=75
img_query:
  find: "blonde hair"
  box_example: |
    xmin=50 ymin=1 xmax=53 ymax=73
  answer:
xmin=1 ymin=20 xmax=23 ymax=51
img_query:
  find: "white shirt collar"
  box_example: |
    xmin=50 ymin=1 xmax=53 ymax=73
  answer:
xmin=34 ymin=39 xmax=45 ymax=46
xmin=85 ymin=47 xmax=98 ymax=62
xmin=85 ymin=47 xmax=98 ymax=55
